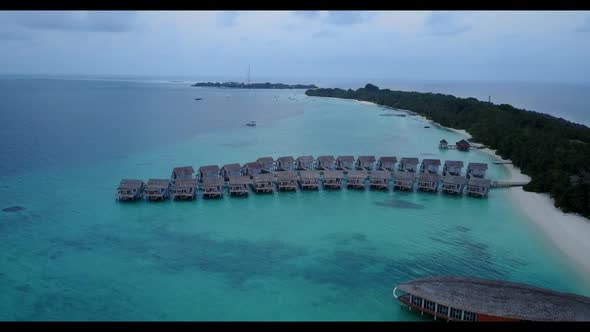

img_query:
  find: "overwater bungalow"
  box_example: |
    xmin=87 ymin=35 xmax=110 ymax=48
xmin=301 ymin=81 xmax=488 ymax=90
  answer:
xmin=171 ymin=166 xmax=195 ymax=182
xmin=398 ymin=157 xmax=419 ymax=173
xmin=467 ymin=162 xmax=488 ymax=179
xmin=466 ymin=178 xmax=492 ymax=198
xmin=276 ymin=156 xmax=295 ymax=171
xmin=298 ymin=171 xmax=321 ymax=190
xmin=356 ymin=155 xmax=376 ymax=170
xmin=276 ymin=171 xmax=298 ymax=191
xmin=417 ymin=173 xmax=440 ymax=192
xmin=456 ymin=139 xmax=471 ymax=151
xmin=256 ymin=157 xmax=275 ymax=173
xmin=116 ymin=179 xmax=144 ymax=201
xmin=346 ymin=170 xmax=367 ymax=189
xmin=198 ymin=165 xmax=220 ymax=180
xmin=323 ymin=170 xmax=344 ymax=189
xmin=143 ymin=179 xmax=170 ymax=201
xmin=221 ymin=163 xmax=242 ymax=180
xmin=316 ymin=155 xmax=335 ymax=170
xmin=443 ymin=160 xmax=464 ymax=176
xmin=242 ymin=161 xmax=263 ymax=177
xmin=172 ymin=179 xmax=198 ymax=200
xmin=393 ymin=276 xmax=590 ymax=321
xmin=441 ymin=175 xmax=467 ymax=195
xmin=202 ymin=177 xmax=224 ymax=198
xmin=252 ymin=173 xmax=275 ymax=193
xmin=420 ymin=159 xmax=441 ymax=174
xmin=336 ymin=155 xmax=355 ymax=170
xmin=369 ymin=170 xmax=391 ymax=189
xmin=393 ymin=171 xmax=415 ymax=191
xmin=228 ymin=175 xmax=251 ymax=196
xmin=296 ymin=155 xmax=315 ymax=170
xmin=439 ymin=139 xmax=449 ymax=149
xmin=376 ymin=156 xmax=397 ymax=171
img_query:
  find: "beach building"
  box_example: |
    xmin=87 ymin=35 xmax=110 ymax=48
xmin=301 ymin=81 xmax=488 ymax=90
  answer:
xmin=420 ymin=159 xmax=441 ymax=174
xmin=171 ymin=179 xmax=198 ymax=200
xmin=242 ymin=161 xmax=263 ymax=177
xmin=393 ymin=171 xmax=415 ymax=191
xmin=336 ymin=156 xmax=355 ymax=170
xmin=298 ymin=171 xmax=321 ymax=190
xmin=441 ymin=175 xmax=467 ymax=195
xmin=202 ymin=177 xmax=224 ymax=198
xmin=256 ymin=157 xmax=275 ymax=173
xmin=376 ymin=156 xmax=397 ymax=171
xmin=198 ymin=165 xmax=220 ymax=179
xmin=143 ymin=179 xmax=170 ymax=200
xmin=316 ymin=155 xmax=335 ymax=170
xmin=116 ymin=179 xmax=144 ymax=201
xmin=356 ymin=155 xmax=376 ymax=170
xmin=276 ymin=171 xmax=298 ymax=191
xmin=323 ymin=170 xmax=344 ymax=189
xmin=456 ymin=139 xmax=471 ymax=151
xmin=252 ymin=173 xmax=275 ymax=193
xmin=443 ymin=160 xmax=464 ymax=176
xmin=369 ymin=170 xmax=390 ymax=189
xmin=221 ymin=163 xmax=242 ymax=180
xmin=466 ymin=178 xmax=492 ymax=198
xmin=347 ymin=170 xmax=367 ymax=189
xmin=296 ymin=156 xmax=315 ymax=170
xmin=228 ymin=175 xmax=251 ymax=196
xmin=398 ymin=158 xmax=419 ymax=173
xmin=439 ymin=139 xmax=449 ymax=149
xmin=171 ymin=166 xmax=194 ymax=182
xmin=276 ymin=156 xmax=295 ymax=171
xmin=417 ymin=173 xmax=440 ymax=192
xmin=467 ymin=162 xmax=488 ymax=179
xmin=393 ymin=276 xmax=590 ymax=321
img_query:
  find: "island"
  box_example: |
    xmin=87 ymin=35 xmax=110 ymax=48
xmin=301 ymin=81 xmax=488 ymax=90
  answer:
xmin=192 ymin=81 xmax=318 ymax=89
xmin=306 ymin=83 xmax=590 ymax=219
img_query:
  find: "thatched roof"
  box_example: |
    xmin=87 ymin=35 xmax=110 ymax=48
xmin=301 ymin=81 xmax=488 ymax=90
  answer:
xmin=172 ymin=166 xmax=194 ymax=177
xmin=419 ymin=173 xmax=440 ymax=182
xmin=379 ymin=156 xmax=397 ymax=164
xmin=337 ymin=155 xmax=355 ymax=162
xmin=244 ymin=161 xmax=262 ymax=169
xmin=396 ymin=276 xmax=590 ymax=321
xmin=145 ymin=179 xmax=170 ymax=189
xmin=468 ymin=162 xmax=488 ymax=170
xmin=276 ymin=171 xmax=297 ymax=180
xmin=118 ymin=179 xmax=144 ymax=190
xmin=277 ymin=156 xmax=295 ymax=163
xmin=202 ymin=177 xmax=224 ymax=187
xmin=443 ymin=175 xmax=467 ymax=185
xmin=222 ymin=163 xmax=242 ymax=172
xmin=257 ymin=157 xmax=274 ymax=164
xmin=173 ymin=179 xmax=197 ymax=189
xmin=297 ymin=155 xmax=314 ymax=162
xmin=199 ymin=165 xmax=220 ymax=174
xmin=347 ymin=170 xmax=368 ymax=179
xmin=394 ymin=172 xmax=416 ymax=181
xmin=253 ymin=173 xmax=275 ymax=182
xmin=400 ymin=157 xmax=419 ymax=165
xmin=358 ymin=155 xmax=376 ymax=163
xmin=323 ymin=170 xmax=344 ymax=179
xmin=228 ymin=175 xmax=251 ymax=185
xmin=468 ymin=178 xmax=491 ymax=188
xmin=440 ymin=139 xmax=448 ymax=143
xmin=422 ymin=159 xmax=441 ymax=166
xmin=444 ymin=160 xmax=464 ymax=168
xmin=317 ymin=155 xmax=335 ymax=163
xmin=370 ymin=170 xmax=391 ymax=179
xmin=456 ymin=139 xmax=471 ymax=146
xmin=300 ymin=171 xmax=321 ymax=179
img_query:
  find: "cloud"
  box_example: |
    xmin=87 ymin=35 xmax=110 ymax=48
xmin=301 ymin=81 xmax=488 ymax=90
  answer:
xmin=424 ymin=11 xmax=472 ymax=36
xmin=0 ymin=11 xmax=138 ymax=32
xmin=324 ymin=11 xmax=376 ymax=25
xmin=292 ymin=11 xmax=321 ymax=19
xmin=312 ymin=30 xmax=339 ymax=39
xmin=576 ymin=16 xmax=590 ymax=32
xmin=0 ymin=29 xmax=30 ymax=41
xmin=216 ymin=11 xmax=239 ymax=27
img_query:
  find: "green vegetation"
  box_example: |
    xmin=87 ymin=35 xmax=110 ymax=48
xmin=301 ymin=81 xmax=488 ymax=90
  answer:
xmin=192 ymin=82 xmax=318 ymax=89
xmin=306 ymin=84 xmax=590 ymax=219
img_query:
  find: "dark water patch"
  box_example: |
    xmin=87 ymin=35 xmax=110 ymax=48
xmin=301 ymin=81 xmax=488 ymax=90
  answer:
xmin=455 ymin=226 xmax=471 ymax=233
xmin=374 ymin=199 xmax=425 ymax=210
xmin=420 ymin=153 xmax=437 ymax=156
xmin=14 ymin=284 xmax=32 ymax=293
xmin=323 ymin=232 xmax=369 ymax=246
xmin=3 ymin=206 xmax=25 ymax=212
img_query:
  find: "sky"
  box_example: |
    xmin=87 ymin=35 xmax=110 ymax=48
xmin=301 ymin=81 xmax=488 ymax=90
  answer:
xmin=1 ymin=10 xmax=590 ymax=84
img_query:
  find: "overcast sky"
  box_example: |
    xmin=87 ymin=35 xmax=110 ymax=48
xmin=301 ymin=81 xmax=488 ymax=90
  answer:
xmin=1 ymin=11 xmax=590 ymax=83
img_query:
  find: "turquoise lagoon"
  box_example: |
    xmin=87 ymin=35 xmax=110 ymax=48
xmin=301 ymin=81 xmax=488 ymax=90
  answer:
xmin=0 ymin=78 xmax=588 ymax=320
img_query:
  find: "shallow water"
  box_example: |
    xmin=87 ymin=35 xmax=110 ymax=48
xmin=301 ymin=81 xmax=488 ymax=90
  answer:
xmin=0 ymin=78 xmax=587 ymax=321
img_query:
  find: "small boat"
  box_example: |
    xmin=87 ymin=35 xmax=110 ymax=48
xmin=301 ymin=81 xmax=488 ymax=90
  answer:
xmin=246 ymin=121 xmax=256 ymax=127
xmin=195 ymin=97 xmax=203 ymax=101
xmin=424 ymin=125 xmax=430 ymax=128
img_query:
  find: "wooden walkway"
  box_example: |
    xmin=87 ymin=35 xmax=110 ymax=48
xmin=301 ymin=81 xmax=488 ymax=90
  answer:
xmin=490 ymin=181 xmax=529 ymax=188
